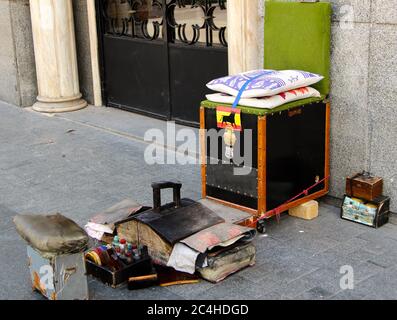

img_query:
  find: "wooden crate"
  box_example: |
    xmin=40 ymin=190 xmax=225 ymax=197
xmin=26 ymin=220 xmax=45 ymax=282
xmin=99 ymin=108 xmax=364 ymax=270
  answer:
xmin=200 ymin=101 xmax=330 ymax=224
xmin=117 ymin=220 xmax=172 ymax=265
xmin=346 ymin=173 xmax=383 ymax=202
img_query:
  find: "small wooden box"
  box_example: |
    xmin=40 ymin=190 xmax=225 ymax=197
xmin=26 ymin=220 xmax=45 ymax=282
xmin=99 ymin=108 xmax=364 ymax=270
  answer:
xmin=85 ymin=249 xmax=152 ymax=288
xmin=346 ymin=173 xmax=383 ymax=202
xmin=341 ymin=195 xmax=390 ymax=228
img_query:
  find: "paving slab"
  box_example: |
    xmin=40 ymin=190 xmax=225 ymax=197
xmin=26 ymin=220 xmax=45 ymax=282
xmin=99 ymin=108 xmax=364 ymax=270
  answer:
xmin=0 ymin=102 xmax=396 ymax=300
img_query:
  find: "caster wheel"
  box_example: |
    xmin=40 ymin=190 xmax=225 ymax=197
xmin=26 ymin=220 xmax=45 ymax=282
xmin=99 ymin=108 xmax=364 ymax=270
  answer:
xmin=256 ymin=220 xmax=267 ymax=234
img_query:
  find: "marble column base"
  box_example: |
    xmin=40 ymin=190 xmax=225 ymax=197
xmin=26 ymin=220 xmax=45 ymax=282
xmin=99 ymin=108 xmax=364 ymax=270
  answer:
xmin=32 ymin=97 xmax=87 ymax=113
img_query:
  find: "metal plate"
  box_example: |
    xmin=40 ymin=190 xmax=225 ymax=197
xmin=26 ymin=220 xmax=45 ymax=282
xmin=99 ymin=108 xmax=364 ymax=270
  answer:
xmin=206 ymin=162 xmax=258 ymax=197
xmin=27 ymin=247 xmax=88 ymax=300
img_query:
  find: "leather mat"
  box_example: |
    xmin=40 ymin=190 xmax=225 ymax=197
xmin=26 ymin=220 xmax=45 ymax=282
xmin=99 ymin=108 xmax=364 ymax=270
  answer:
xmin=133 ymin=199 xmax=224 ymax=245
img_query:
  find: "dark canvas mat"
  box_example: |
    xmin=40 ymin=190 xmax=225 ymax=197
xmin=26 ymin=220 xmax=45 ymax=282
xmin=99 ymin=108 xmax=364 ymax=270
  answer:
xmin=133 ymin=199 xmax=224 ymax=245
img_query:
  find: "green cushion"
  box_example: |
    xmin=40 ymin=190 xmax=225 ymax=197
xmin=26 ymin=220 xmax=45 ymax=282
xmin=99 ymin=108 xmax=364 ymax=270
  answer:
xmin=201 ymin=95 xmax=326 ymax=116
xmin=264 ymin=1 xmax=331 ymax=96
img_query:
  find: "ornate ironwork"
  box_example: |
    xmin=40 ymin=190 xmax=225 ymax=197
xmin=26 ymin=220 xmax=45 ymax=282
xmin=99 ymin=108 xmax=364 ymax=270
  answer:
xmin=100 ymin=0 xmax=227 ymax=47
xmin=166 ymin=0 xmax=228 ymax=47
xmin=101 ymin=0 xmax=164 ymax=40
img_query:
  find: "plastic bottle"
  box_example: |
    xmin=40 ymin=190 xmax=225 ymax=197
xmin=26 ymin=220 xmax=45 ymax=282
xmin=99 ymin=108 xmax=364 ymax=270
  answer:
xmin=125 ymin=243 xmax=133 ymax=264
xmin=112 ymin=236 xmax=120 ymax=247
xmin=119 ymin=239 xmax=127 ymax=256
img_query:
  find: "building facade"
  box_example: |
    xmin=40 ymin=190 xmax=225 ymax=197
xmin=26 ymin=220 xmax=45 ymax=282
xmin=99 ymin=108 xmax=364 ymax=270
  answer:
xmin=0 ymin=0 xmax=396 ymax=211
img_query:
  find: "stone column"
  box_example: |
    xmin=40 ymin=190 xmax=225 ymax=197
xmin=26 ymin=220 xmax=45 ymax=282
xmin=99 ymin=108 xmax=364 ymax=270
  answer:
xmin=30 ymin=0 xmax=87 ymax=113
xmin=227 ymin=0 xmax=263 ymax=75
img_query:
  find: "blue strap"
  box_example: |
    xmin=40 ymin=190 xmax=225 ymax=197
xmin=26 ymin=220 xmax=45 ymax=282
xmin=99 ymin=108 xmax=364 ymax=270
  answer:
xmin=232 ymin=73 xmax=265 ymax=109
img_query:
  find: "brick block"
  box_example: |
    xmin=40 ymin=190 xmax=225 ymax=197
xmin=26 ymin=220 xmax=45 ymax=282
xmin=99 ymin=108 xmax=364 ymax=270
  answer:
xmin=289 ymin=200 xmax=319 ymax=220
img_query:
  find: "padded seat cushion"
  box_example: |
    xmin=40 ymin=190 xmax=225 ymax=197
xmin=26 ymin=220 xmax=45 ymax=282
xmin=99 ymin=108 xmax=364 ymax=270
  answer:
xmin=264 ymin=1 xmax=332 ymax=96
xmin=201 ymin=95 xmax=325 ymax=116
xmin=14 ymin=213 xmax=88 ymax=255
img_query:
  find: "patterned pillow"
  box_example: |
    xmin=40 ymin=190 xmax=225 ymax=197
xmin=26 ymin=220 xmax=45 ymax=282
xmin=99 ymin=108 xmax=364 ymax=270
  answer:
xmin=206 ymin=69 xmax=324 ymax=98
xmin=206 ymin=87 xmax=321 ymax=109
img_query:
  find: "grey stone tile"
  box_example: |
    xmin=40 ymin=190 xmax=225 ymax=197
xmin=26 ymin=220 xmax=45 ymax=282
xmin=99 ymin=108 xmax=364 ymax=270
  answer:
xmin=2 ymin=102 xmax=397 ymax=300
xmin=352 ymin=261 xmax=386 ymax=283
xmin=356 ymin=266 xmax=397 ymax=300
xmin=255 ymin=241 xmax=316 ymax=267
xmin=368 ymin=23 xmax=397 ymax=213
xmin=357 ymin=230 xmax=397 ymax=254
xmin=299 ymin=267 xmax=346 ymax=297
xmin=163 ymin=280 xmax=216 ymax=300
xmin=390 ymin=214 xmax=397 ymax=225
xmin=259 ymin=291 xmax=283 ymax=300
xmin=238 ymin=260 xmax=277 ymax=284
xmin=348 ymin=248 xmax=381 ymax=263
xmin=194 ymin=276 xmax=277 ymax=300
xmin=330 ymin=288 xmax=367 ymax=300
xmin=262 ymin=217 xmax=318 ymax=243
xmin=296 ymin=286 xmax=335 ymax=300
xmin=368 ymin=252 xmax=397 ymax=269
xmin=312 ymin=248 xmax=365 ymax=268
xmin=329 ymin=22 xmax=371 ymax=199
xmin=0 ymin=238 xmax=34 ymax=300
xmin=371 ymin=0 xmax=397 ymax=24
xmin=252 ymin=235 xmax=282 ymax=252
xmin=268 ymin=277 xmax=317 ymax=299
xmin=262 ymin=263 xmax=320 ymax=287
xmin=301 ymin=217 xmax=368 ymax=243
xmin=283 ymin=232 xmax=340 ymax=255
xmin=380 ymin=224 xmax=397 ymax=240
xmin=88 ymin=280 xmax=184 ymax=300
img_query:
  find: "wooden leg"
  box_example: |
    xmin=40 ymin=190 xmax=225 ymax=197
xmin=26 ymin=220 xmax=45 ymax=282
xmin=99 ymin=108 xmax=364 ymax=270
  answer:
xmin=200 ymin=107 xmax=207 ymax=198
xmin=257 ymin=116 xmax=267 ymax=218
xmin=325 ymin=102 xmax=331 ymax=191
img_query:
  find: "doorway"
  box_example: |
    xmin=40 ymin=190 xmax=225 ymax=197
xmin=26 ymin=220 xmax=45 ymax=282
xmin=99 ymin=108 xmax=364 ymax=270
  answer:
xmin=96 ymin=0 xmax=228 ymax=126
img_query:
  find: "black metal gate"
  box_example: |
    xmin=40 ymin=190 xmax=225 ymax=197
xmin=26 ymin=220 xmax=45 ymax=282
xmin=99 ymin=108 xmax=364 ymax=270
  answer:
xmin=96 ymin=0 xmax=228 ymax=126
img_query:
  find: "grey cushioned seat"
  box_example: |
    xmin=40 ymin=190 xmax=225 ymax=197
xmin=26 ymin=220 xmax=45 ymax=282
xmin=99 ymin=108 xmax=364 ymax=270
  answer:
xmin=14 ymin=213 xmax=88 ymax=255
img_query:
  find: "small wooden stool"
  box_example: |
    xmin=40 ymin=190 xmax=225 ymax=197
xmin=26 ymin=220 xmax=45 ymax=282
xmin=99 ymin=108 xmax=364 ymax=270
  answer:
xmin=14 ymin=213 xmax=89 ymax=300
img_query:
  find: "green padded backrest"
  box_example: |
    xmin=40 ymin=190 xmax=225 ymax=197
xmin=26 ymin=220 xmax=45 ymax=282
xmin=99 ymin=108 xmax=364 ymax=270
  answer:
xmin=264 ymin=1 xmax=331 ymax=96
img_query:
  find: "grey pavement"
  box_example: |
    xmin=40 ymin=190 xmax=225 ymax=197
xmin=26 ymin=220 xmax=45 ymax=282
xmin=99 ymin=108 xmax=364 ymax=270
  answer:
xmin=1 ymin=102 xmax=397 ymax=300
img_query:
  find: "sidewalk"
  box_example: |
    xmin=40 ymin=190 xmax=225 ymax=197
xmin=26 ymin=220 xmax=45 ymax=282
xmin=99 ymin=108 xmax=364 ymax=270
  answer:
xmin=1 ymin=102 xmax=397 ymax=300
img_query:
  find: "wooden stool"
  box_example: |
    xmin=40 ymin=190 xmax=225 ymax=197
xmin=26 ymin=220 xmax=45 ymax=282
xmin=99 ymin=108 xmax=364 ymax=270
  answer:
xmin=14 ymin=213 xmax=89 ymax=300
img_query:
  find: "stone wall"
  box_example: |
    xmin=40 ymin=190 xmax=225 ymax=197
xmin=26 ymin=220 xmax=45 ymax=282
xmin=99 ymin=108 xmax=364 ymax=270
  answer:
xmin=328 ymin=0 xmax=397 ymax=211
xmin=256 ymin=0 xmax=397 ymax=211
xmin=73 ymin=0 xmax=94 ymax=105
xmin=0 ymin=0 xmax=94 ymax=107
xmin=0 ymin=0 xmax=36 ymax=107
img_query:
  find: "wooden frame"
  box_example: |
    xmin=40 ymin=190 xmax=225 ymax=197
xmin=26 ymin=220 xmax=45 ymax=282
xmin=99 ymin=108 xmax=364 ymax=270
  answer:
xmin=257 ymin=116 xmax=267 ymax=218
xmin=200 ymin=102 xmax=331 ymax=225
xmin=200 ymin=107 xmax=207 ymax=198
